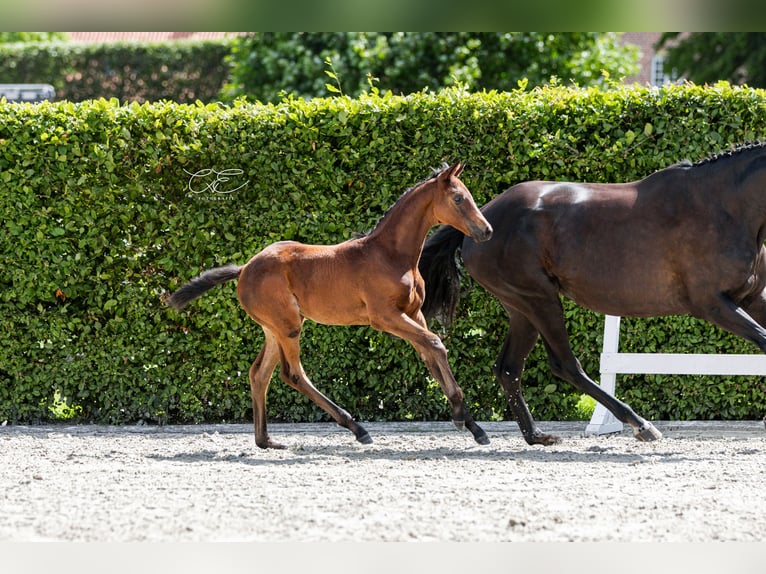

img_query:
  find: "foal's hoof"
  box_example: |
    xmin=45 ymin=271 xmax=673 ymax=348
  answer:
xmin=634 ymin=422 xmax=662 ymax=442
xmin=356 ymin=432 xmax=373 ymax=445
xmin=256 ymin=439 xmax=287 ymax=450
xmin=452 ymin=419 xmax=465 ymax=431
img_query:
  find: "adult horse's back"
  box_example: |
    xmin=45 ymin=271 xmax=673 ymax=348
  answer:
xmin=421 ymin=143 xmax=766 ymax=445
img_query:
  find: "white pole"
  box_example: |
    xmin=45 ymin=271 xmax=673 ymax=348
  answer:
xmin=585 ymin=315 xmax=625 ymax=435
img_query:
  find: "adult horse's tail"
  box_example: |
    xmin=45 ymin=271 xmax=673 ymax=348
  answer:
xmin=419 ymin=225 xmax=465 ymax=326
xmin=165 ymin=264 xmax=241 ymax=310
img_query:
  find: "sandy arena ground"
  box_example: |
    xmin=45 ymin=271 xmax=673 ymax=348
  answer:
xmin=1 ymin=420 xmax=765 ymax=542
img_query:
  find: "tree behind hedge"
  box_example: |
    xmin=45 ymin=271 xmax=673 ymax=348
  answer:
xmin=222 ymin=33 xmax=639 ymax=103
xmin=0 ymin=39 xmax=234 ymax=103
xmin=659 ymin=33 xmax=766 ymax=88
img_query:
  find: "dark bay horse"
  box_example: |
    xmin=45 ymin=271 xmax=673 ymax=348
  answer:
xmin=166 ymin=162 xmax=493 ymax=449
xmin=421 ymin=142 xmax=766 ymax=446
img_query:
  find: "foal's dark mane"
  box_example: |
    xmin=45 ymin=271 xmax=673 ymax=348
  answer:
xmin=356 ymin=163 xmax=452 ymax=239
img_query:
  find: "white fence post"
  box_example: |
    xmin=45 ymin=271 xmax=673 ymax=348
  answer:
xmin=586 ymin=314 xmax=766 ymax=435
xmin=585 ymin=315 xmax=624 ymax=435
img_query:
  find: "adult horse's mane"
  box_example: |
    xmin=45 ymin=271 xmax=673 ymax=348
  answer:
xmin=676 ymin=140 xmax=766 ymax=168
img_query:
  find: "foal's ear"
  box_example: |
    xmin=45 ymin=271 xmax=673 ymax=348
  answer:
xmin=447 ymin=161 xmax=465 ymax=178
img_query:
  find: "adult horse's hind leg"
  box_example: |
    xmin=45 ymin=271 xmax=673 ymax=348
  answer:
xmin=524 ymin=295 xmax=662 ymax=442
xmin=275 ymin=331 xmax=372 ymax=445
xmin=494 ymin=311 xmax=561 ymax=445
xmin=249 ymin=329 xmax=284 ymax=449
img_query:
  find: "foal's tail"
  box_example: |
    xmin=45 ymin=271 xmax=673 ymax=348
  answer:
xmin=419 ymin=225 xmax=465 ymax=326
xmin=164 ymin=264 xmax=241 ymax=311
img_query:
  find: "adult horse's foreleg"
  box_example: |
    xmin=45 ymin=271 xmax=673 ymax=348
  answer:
xmin=741 ymin=291 xmax=766 ymax=331
xmin=526 ymin=297 xmax=662 ymax=442
xmin=494 ymin=311 xmax=561 ymax=446
xmin=249 ymin=329 xmax=284 ymax=449
xmin=276 ymin=333 xmax=372 ymax=446
xmin=376 ymin=311 xmax=490 ymax=445
xmin=702 ymin=292 xmax=766 ymax=353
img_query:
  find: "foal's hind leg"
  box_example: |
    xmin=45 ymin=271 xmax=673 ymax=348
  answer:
xmin=249 ymin=329 xmax=284 ymax=449
xmin=275 ymin=330 xmax=372 ymax=445
xmin=494 ymin=311 xmax=560 ymax=445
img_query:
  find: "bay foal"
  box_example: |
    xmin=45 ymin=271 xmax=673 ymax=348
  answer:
xmin=167 ymin=162 xmax=492 ymax=448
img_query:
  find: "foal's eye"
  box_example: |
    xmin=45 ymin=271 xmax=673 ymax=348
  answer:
xmin=453 ymin=194 xmax=464 ymax=204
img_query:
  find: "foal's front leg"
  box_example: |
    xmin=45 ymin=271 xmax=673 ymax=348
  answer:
xmin=376 ymin=311 xmax=490 ymax=445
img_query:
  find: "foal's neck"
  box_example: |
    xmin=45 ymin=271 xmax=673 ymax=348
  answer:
xmin=365 ymin=182 xmax=437 ymax=265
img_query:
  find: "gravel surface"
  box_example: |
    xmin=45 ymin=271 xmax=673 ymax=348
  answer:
xmin=2 ymin=420 xmax=765 ymax=542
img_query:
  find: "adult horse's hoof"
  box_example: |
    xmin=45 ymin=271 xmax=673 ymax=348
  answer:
xmin=356 ymin=432 xmax=373 ymax=445
xmin=525 ymin=431 xmax=561 ymax=446
xmin=634 ymin=422 xmax=662 ymax=442
xmin=473 ymin=431 xmax=490 ymax=445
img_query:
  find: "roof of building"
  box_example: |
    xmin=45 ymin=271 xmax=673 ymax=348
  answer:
xmin=66 ymin=32 xmax=246 ymax=43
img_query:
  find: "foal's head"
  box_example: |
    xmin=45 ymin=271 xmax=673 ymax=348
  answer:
xmin=430 ymin=162 xmax=493 ymax=242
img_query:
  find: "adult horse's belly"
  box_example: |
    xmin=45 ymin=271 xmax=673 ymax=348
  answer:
xmin=558 ymin=274 xmax=690 ymax=318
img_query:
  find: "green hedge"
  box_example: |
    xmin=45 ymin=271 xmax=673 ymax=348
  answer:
xmin=3 ymin=82 xmax=766 ymax=426
xmin=0 ymin=40 xmax=234 ymax=103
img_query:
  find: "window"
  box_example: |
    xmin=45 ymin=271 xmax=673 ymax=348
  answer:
xmin=651 ymin=54 xmax=678 ymax=86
